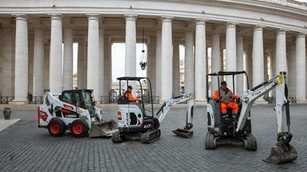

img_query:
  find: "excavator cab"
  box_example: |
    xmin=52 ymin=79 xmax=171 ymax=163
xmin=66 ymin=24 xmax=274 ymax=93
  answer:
xmin=205 ymin=71 xmax=256 ymax=150
xmin=112 ymin=77 xmax=161 ymax=144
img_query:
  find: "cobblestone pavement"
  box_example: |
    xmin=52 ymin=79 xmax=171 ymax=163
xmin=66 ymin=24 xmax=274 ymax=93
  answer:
xmin=0 ymin=105 xmax=306 ymax=172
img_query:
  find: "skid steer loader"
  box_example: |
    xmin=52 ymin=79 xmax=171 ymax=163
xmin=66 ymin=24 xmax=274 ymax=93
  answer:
xmin=37 ymin=89 xmax=117 ymax=138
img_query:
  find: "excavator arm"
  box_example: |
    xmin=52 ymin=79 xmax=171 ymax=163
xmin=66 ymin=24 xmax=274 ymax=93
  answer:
xmin=236 ymin=73 xmax=285 ymax=132
xmin=154 ymin=94 xmax=195 ymax=138
xmin=236 ymin=72 xmax=297 ymax=164
xmin=155 ymin=94 xmax=193 ymax=123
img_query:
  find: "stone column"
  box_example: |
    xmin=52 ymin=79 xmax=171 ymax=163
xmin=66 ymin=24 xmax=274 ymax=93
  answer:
xmin=173 ymin=40 xmax=180 ymax=96
xmin=211 ymin=32 xmax=221 ymax=92
xmin=252 ymin=26 xmax=264 ymax=87
xmin=270 ymin=43 xmax=276 ymax=99
xmin=226 ymin=23 xmax=236 ymax=71
xmin=63 ymin=28 xmax=73 ymax=90
xmin=184 ymin=31 xmax=195 ymax=96
xmin=275 ymin=30 xmax=287 ymax=105
xmin=49 ymin=15 xmax=63 ymax=93
xmin=44 ymin=43 xmax=50 ymax=90
xmin=14 ymin=15 xmax=28 ymax=103
xmin=236 ymin=33 xmax=244 ymax=95
xmin=194 ymin=20 xmax=206 ymax=102
xmin=225 ymin=23 xmax=236 ymax=91
xmin=99 ymin=24 xmax=105 ymax=99
xmin=295 ymin=34 xmax=306 ymax=102
xmin=33 ymin=28 xmax=44 ymax=97
xmin=160 ymin=17 xmax=173 ymax=101
xmin=0 ymin=28 xmax=14 ymax=97
xmin=87 ymin=15 xmax=100 ymax=99
xmin=147 ymin=37 xmax=156 ymax=96
xmin=28 ymin=38 xmax=34 ymax=96
xmin=125 ymin=15 xmax=136 ymax=77
xmin=288 ymin=42 xmax=296 ymax=98
xmin=103 ymin=38 xmax=112 ymax=98
xmin=155 ymin=30 xmax=161 ymax=98
xmin=264 ymin=50 xmax=269 ymax=81
xmin=276 ymin=30 xmax=287 ymax=73
xmin=246 ymin=44 xmax=253 ymax=89
xmin=77 ymin=39 xmax=86 ymax=89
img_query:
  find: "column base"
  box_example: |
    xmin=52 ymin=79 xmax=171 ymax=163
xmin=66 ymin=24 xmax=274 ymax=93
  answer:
xmin=9 ymin=98 xmax=28 ymax=105
xmin=295 ymin=99 xmax=307 ymax=104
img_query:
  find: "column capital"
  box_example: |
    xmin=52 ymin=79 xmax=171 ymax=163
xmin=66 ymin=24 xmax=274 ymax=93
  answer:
xmin=161 ymin=16 xmax=173 ymax=22
xmin=297 ymin=32 xmax=306 ymax=38
xmin=254 ymin=25 xmax=264 ymax=30
xmin=125 ymin=14 xmax=137 ymax=21
xmin=226 ymin=22 xmax=237 ymax=28
xmin=253 ymin=25 xmax=264 ymax=32
xmin=87 ymin=14 xmax=99 ymax=20
xmin=195 ymin=19 xmax=206 ymax=25
xmin=276 ymin=28 xmax=287 ymax=33
xmin=13 ymin=14 xmax=27 ymax=21
xmin=50 ymin=15 xmax=62 ymax=20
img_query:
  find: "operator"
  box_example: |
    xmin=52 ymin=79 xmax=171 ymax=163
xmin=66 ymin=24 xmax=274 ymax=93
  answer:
xmin=212 ymin=81 xmax=239 ymax=114
xmin=124 ymin=85 xmax=140 ymax=103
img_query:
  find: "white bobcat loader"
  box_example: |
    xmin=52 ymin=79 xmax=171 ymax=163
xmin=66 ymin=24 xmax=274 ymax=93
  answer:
xmin=37 ymin=89 xmax=116 ymax=138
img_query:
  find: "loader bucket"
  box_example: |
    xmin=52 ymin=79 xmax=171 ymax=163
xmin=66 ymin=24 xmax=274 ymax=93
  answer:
xmin=263 ymin=142 xmax=297 ymax=164
xmin=89 ymin=120 xmax=118 ymax=138
xmin=172 ymin=128 xmax=193 ymax=138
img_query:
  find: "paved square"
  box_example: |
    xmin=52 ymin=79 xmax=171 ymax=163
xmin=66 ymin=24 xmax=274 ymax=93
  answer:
xmin=0 ymin=105 xmax=306 ymax=172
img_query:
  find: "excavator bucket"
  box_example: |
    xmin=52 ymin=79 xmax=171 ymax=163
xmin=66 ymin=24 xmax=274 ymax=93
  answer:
xmin=172 ymin=128 xmax=193 ymax=138
xmin=172 ymin=123 xmax=193 ymax=138
xmin=264 ymin=142 xmax=297 ymax=164
xmin=89 ymin=120 xmax=118 ymax=138
xmin=264 ymin=132 xmax=297 ymax=164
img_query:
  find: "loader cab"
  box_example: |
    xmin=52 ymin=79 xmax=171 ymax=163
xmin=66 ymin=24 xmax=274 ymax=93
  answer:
xmin=116 ymin=77 xmax=154 ymax=128
xmin=59 ymin=89 xmax=96 ymax=116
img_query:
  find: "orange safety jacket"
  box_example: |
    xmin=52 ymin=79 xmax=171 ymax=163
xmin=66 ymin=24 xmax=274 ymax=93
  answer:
xmin=124 ymin=91 xmax=138 ymax=102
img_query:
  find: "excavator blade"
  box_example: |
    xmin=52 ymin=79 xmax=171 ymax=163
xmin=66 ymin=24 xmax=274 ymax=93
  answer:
xmin=264 ymin=143 xmax=297 ymax=164
xmin=89 ymin=120 xmax=118 ymax=138
xmin=172 ymin=128 xmax=193 ymax=138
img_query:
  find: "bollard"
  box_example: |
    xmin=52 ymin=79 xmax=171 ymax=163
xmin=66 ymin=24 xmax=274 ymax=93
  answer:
xmin=3 ymin=107 xmax=11 ymax=120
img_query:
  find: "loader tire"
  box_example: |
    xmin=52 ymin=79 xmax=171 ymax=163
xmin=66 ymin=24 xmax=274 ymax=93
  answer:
xmin=48 ymin=118 xmax=66 ymax=137
xmin=205 ymin=132 xmax=216 ymax=149
xmin=70 ymin=119 xmax=89 ymax=137
xmin=112 ymin=131 xmax=123 ymax=143
xmin=244 ymin=134 xmax=257 ymax=151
